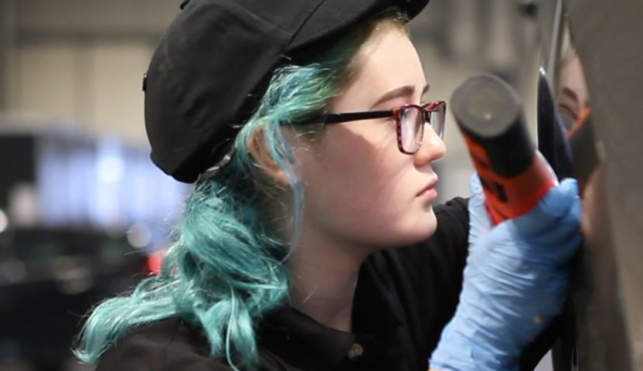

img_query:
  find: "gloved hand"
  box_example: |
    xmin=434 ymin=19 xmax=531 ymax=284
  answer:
xmin=429 ymin=175 xmax=582 ymax=371
xmin=466 ymin=173 xmax=493 ymax=247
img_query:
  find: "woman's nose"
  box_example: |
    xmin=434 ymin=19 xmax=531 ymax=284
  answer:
xmin=413 ymin=124 xmax=446 ymax=167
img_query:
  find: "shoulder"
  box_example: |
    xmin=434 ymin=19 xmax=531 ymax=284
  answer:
xmin=376 ymin=197 xmax=470 ymax=280
xmin=433 ymin=196 xmax=469 ymax=237
xmin=427 ymin=196 xmax=470 ymax=270
xmin=360 ymin=198 xmax=470 ymax=359
xmin=96 ymin=318 xmax=232 ymax=371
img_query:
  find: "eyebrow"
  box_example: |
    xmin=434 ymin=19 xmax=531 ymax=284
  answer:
xmin=560 ymin=87 xmax=580 ymax=105
xmin=371 ymin=84 xmax=430 ymax=109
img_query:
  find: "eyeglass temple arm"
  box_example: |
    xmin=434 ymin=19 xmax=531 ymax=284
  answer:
xmin=316 ymin=110 xmax=393 ymax=124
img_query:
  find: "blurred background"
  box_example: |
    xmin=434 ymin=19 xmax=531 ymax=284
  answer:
xmin=0 ymin=0 xmax=547 ymax=370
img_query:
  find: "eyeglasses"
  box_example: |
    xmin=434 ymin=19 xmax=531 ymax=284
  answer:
xmin=312 ymin=101 xmax=446 ymax=154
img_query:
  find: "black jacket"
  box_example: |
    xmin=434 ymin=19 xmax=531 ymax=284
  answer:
xmin=96 ymin=198 xmax=558 ymax=371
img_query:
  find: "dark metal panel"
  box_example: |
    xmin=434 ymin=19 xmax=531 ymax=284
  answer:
xmin=563 ymin=0 xmax=643 ymax=370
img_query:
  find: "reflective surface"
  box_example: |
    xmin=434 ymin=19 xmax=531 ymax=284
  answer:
xmin=538 ymin=1 xmax=643 ymax=371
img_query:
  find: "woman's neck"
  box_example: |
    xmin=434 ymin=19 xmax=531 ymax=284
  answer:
xmin=287 ymin=236 xmax=369 ymax=333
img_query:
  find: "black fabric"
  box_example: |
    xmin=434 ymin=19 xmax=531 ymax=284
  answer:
xmin=144 ymin=0 xmax=430 ymax=183
xmin=96 ymin=198 xmax=559 ymax=371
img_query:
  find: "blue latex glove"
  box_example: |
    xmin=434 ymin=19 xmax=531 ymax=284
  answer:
xmin=429 ymin=175 xmax=582 ymax=371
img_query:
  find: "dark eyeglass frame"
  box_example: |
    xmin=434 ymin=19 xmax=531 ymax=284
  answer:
xmin=312 ymin=100 xmax=446 ymax=155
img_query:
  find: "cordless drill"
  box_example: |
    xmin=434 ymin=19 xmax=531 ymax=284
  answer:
xmin=451 ymin=74 xmax=557 ymax=224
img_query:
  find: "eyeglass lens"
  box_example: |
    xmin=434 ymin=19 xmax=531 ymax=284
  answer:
xmin=399 ymin=104 xmax=445 ymax=153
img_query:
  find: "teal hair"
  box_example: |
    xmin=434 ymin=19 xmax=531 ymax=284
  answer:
xmin=75 ymin=14 xmax=406 ymax=371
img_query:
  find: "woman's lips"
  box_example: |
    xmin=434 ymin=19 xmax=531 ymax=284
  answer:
xmin=417 ymin=177 xmax=439 ymax=198
xmin=418 ymin=187 xmax=438 ymax=200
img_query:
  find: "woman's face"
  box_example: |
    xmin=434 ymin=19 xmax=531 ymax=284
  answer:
xmin=295 ymin=25 xmax=446 ymax=251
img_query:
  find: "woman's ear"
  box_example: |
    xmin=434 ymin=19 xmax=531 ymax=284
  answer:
xmin=247 ymin=128 xmax=290 ymax=186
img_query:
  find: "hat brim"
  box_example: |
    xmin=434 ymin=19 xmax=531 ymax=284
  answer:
xmin=290 ymin=0 xmax=429 ymax=51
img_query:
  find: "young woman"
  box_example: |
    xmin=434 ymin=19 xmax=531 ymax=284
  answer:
xmin=76 ymin=1 xmax=581 ymax=370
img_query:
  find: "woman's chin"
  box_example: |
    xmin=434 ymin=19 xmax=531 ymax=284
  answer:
xmin=389 ymin=210 xmax=439 ymax=247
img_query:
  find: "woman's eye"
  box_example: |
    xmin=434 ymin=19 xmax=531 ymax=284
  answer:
xmin=557 ymin=105 xmax=578 ymax=129
xmin=558 ymin=104 xmax=579 ymax=120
